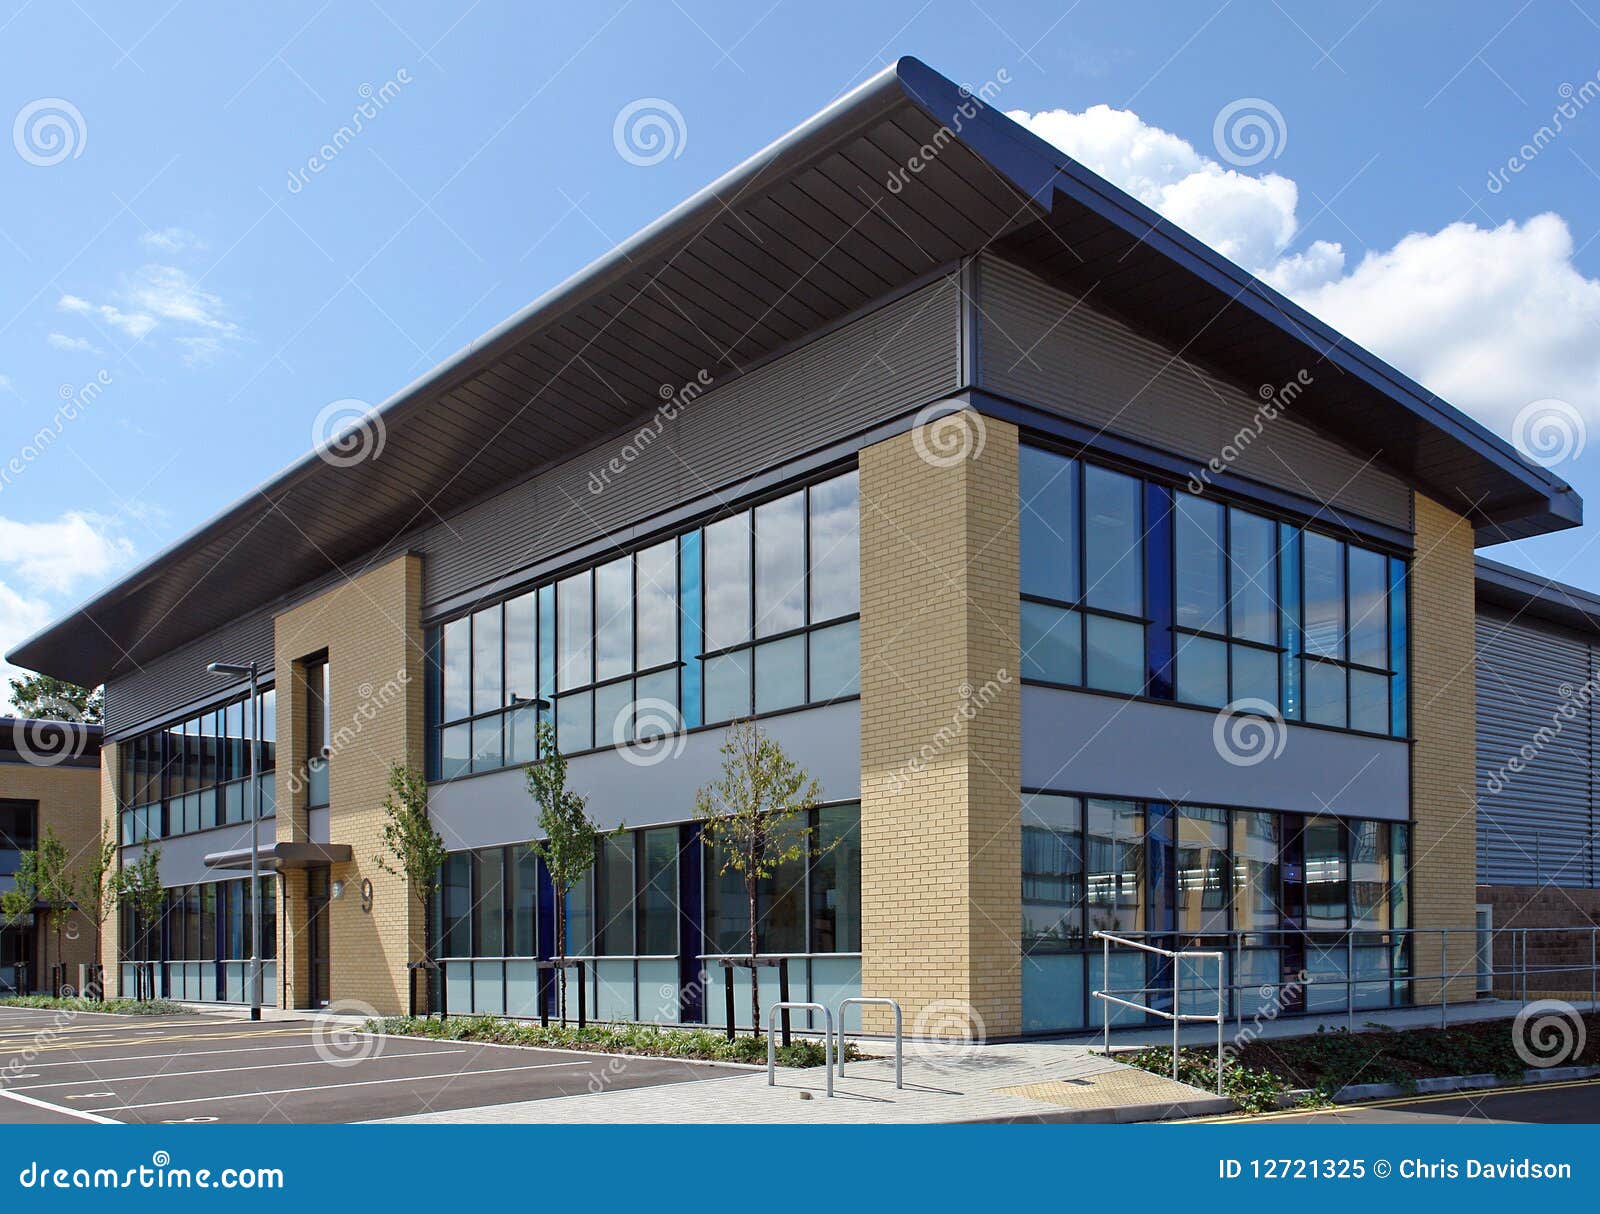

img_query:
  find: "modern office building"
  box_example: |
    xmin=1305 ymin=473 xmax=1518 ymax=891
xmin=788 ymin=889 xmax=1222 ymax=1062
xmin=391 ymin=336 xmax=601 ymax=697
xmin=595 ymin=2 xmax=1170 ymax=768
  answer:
xmin=1474 ymin=558 xmax=1600 ymax=996
xmin=8 ymin=58 xmax=1587 ymax=1036
xmin=0 ymin=718 xmax=102 ymax=995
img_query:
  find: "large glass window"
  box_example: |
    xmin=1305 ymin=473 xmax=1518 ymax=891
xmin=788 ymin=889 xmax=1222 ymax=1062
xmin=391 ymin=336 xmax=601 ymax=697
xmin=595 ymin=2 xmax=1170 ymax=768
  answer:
xmin=429 ymin=469 xmax=861 ymax=773
xmin=1018 ymin=448 xmax=1145 ymax=694
xmin=1020 ymin=444 xmax=1407 ymax=739
xmin=1022 ymin=793 xmax=1083 ymax=953
xmin=1084 ymin=799 xmax=1144 ymax=934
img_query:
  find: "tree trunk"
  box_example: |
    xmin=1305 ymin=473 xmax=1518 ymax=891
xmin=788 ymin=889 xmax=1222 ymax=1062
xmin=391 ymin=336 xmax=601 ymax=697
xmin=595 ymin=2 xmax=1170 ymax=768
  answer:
xmin=54 ymin=914 xmax=63 ymax=996
xmin=420 ymin=891 xmax=436 ymax=1018
xmin=555 ymin=892 xmax=568 ymax=1026
xmin=748 ymin=881 xmax=760 ymax=1039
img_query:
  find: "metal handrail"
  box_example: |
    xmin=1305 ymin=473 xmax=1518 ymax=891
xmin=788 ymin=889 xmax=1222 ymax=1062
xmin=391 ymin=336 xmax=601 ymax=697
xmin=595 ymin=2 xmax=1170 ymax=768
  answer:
xmin=1092 ymin=930 xmax=1224 ymax=1095
xmin=837 ymin=997 xmax=903 ymax=1088
xmin=1077 ymin=925 xmax=1600 ymax=1037
xmin=767 ymin=1002 xmax=833 ymax=1097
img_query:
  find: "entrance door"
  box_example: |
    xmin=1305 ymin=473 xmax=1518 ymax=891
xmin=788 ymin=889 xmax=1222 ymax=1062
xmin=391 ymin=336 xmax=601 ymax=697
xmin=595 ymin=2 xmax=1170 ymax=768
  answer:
xmin=306 ymin=866 xmax=331 ymax=1008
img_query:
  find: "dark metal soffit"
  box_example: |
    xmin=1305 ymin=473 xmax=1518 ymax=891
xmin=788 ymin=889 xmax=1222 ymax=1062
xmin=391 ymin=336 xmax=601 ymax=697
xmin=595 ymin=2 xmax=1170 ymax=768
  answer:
xmin=10 ymin=56 xmax=1580 ymax=689
xmin=1475 ymin=556 xmax=1600 ymax=636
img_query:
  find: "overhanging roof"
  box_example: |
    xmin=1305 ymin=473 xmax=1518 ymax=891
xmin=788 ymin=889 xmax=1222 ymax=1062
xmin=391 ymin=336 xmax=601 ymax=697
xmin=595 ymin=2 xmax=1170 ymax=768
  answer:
xmin=201 ymin=841 xmax=353 ymax=872
xmin=11 ymin=56 xmax=1580 ymax=689
xmin=1476 ymin=556 xmax=1600 ymax=636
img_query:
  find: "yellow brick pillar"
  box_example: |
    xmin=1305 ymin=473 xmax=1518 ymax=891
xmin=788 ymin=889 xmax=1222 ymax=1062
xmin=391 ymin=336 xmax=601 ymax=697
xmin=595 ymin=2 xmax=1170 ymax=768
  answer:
xmin=858 ymin=410 xmax=1022 ymax=1039
xmin=274 ymin=553 xmax=426 ymax=1015
xmin=1409 ymin=492 xmax=1479 ymax=1005
xmin=98 ymin=741 xmax=121 ymax=998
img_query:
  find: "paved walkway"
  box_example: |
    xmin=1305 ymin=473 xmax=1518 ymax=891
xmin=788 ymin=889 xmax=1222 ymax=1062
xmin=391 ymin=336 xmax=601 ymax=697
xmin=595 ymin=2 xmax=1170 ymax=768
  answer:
xmin=381 ymin=1040 xmax=1232 ymax=1124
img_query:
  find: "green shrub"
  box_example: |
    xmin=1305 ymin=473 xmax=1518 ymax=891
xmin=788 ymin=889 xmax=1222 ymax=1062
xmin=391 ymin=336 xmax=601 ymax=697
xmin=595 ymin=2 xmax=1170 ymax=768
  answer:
xmin=370 ymin=1015 xmax=858 ymax=1068
xmin=1124 ymin=1047 xmax=1288 ymax=1114
xmin=0 ymin=995 xmax=186 ymax=1015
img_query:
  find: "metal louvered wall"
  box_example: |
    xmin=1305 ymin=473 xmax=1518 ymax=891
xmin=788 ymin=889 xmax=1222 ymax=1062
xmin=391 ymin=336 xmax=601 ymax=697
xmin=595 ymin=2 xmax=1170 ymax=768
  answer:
xmin=103 ymin=275 xmax=962 ymax=737
xmin=1475 ymin=608 xmax=1598 ymax=887
xmin=975 ymin=254 xmax=1414 ymax=533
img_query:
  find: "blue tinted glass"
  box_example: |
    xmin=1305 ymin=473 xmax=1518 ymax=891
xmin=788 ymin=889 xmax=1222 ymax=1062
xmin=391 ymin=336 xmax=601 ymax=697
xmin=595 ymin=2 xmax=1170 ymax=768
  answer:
xmin=1174 ymin=493 xmax=1225 ymax=633
xmin=1349 ymin=670 xmax=1388 ymax=733
xmin=1229 ymin=509 xmax=1276 ymax=644
xmin=1232 ymin=644 xmax=1279 ymax=709
xmin=1347 ymin=546 xmax=1388 ymax=668
xmin=808 ymin=620 xmax=859 ymax=700
xmin=1302 ymin=532 xmax=1344 ymax=659
xmin=1175 ymin=634 xmax=1227 ymax=707
xmin=537 ymin=585 xmax=556 ymax=702
xmin=556 ymin=691 xmax=593 ymax=753
xmin=679 ymin=531 xmax=703 ymax=728
xmin=1388 ymin=556 xmax=1408 ymax=736
xmin=1084 ymin=465 xmax=1142 ymax=614
xmin=704 ymin=650 xmax=751 ymax=723
xmin=1278 ymin=524 xmax=1302 ymax=719
xmin=1086 ymin=615 xmax=1144 ymax=694
xmin=1020 ymin=601 xmax=1081 ymax=684
xmin=754 ymin=635 xmax=805 ymax=713
xmin=442 ymin=617 xmax=470 ymax=721
xmin=1305 ymin=662 xmax=1346 ymax=727
xmin=1020 ymin=446 xmax=1078 ymax=602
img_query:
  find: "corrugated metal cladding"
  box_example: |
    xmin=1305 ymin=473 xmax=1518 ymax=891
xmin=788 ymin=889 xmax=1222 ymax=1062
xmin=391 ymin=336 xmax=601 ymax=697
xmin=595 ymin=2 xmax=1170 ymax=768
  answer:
xmin=413 ymin=273 xmax=961 ymax=608
xmin=975 ymin=254 xmax=1414 ymax=534
xmin=1475 ymin=608 xmax=1598 ymax=887
xmin=104 ymin=607 xmax=276 ymax=737
xmin=105 ymin=275 xmax=961 ymax=737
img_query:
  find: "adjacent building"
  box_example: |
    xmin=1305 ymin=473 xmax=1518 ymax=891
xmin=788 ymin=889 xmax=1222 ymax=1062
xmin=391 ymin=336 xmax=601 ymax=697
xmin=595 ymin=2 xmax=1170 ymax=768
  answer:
xmin=0 ymin=719 xmax=102 ymax=995
xmin=7 ymin=58 xmax=1587 ymax=1036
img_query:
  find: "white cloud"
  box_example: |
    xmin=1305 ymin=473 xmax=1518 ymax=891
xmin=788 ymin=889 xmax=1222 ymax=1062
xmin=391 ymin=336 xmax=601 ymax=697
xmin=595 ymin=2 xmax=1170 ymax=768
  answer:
xmin=55 ymin=262 xmax=239 ymax=358
xmin=139 ymin=226 xmax=201 ymax=253
xmin=46 ymin=332 xmax=101 ymax=354
xmin=1007 ymin=103 xmax=1600 ymax=450
xmin=0 ymin=512 xmax=135 ymax=595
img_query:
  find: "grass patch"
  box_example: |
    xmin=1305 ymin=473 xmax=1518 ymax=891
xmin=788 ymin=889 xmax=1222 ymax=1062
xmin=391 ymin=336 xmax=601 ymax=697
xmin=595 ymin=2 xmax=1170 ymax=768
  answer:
xmin=0 ymin=995 xmax=187 ymax=1016
xmin=371 ymin=1015 xmax=861 ymax=1068
xmin=1125 ymin=1011 xmax=1600 ymax=1114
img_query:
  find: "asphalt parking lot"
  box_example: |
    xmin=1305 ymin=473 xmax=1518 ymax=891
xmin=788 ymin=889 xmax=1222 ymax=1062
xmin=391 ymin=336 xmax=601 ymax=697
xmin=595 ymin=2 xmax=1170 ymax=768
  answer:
xmin=1193 ymin=1077 xmax=1600 ymax=1125
xmin=0 ymin=1006 xmax=744 ymax=1124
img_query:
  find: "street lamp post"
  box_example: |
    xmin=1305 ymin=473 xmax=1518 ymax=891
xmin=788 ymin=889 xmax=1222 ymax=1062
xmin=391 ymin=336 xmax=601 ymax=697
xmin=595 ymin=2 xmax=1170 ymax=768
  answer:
xmin=208 ymin=660 xmax=262 ymax=1022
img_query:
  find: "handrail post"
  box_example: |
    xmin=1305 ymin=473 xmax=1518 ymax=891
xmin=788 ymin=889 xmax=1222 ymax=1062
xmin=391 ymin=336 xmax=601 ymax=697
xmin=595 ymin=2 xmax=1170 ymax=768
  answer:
xmin=1102 ymin=931 xmax=1111 ymax=1059
xmin=1171 ymin=951 xmax=1180 ymax=1082
xmin=1346 ymin=929 xmax=1355 ymax=1028
xmin=1591 ymin=928 xmax=1596 ymax=1012
xmin=1215 ymin=952 xmax=1225 ymax=1097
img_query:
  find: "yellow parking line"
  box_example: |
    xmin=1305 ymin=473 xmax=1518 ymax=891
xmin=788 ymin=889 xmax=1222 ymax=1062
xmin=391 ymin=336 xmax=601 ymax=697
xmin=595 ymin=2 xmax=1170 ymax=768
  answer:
xmin=1191 ymin=1076 xmax=1600 ymax=1123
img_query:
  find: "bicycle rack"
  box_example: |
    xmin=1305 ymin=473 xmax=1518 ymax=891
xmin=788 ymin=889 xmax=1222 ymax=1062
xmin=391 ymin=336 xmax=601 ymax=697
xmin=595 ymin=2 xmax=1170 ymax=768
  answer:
xmin=767 ymin=1001 xmax=833 ymax=1098
xmin=836 ymin=997 xmax=903 ymax=1089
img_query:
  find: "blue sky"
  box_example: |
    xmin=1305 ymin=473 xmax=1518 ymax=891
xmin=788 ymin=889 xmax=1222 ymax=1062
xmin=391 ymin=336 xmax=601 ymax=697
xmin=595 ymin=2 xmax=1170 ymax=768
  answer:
xmin=2 ymin=0 xmax=1599 ymax=697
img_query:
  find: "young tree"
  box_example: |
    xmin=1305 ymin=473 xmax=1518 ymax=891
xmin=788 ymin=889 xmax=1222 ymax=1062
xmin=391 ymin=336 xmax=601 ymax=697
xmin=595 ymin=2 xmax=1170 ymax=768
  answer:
xmin=72 ymin=828 xmax=119 ymax=999
xmin=374 ymin=762 xmax=448 ymax=1016
xmin=8 ymin=675 xmax=102 ymax=723
xmin=525 ymin=719 xmax=612 ymax=1024
xmin=115 ymin=846 xmax=165 ymax=1000
xmin=694 ymin=719 xmax=821 ymax=1037
xmin=0 ymin=828 xmax=75 ymax=995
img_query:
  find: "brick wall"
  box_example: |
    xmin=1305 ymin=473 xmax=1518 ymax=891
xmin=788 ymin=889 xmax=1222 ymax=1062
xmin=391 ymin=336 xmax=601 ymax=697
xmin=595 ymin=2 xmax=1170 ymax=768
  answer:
xmin=1 ymin=756 xmax=102 ymax=993
xmin=274 ymin=553 xmax=425 ymax=1015
xmin=1409 ymin=492 xmax=1480 ymax=1003
xmin=858 ymin=412 xmax=1022 ymax=1038
xmin=1479 ymin=883 xmax=1600 ymax=1000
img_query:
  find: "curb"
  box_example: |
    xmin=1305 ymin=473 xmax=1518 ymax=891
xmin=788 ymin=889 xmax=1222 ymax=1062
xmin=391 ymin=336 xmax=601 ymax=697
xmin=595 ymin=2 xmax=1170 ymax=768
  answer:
xmin=1288 ymin=1063 xmax=1600 ymax=1105
xmin=958 ymin=1095 xmax=1239 ymax=1124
